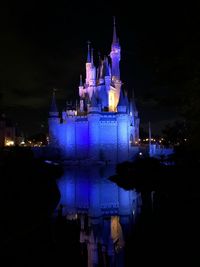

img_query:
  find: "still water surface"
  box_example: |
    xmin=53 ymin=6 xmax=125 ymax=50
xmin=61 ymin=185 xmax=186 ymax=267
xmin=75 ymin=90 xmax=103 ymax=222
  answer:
xmin=55 ymin=164 xmax=141 ymax=266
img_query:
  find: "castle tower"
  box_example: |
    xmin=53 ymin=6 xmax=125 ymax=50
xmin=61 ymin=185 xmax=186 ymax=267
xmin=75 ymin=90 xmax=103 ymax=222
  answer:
xmin=104 ymin=56 xmax=111 ymax=89
xmin=117 ymin=89 xmax=129 ymax=162
xmin=110 ymin=17 xmax=121 ymax=82
xmin=86 ymin=41 xmax=91 ymax=85
xmin=89 ymin=48 xmax=96 ymax=87
xmin=79 ymin=75 xmax=85 ymax=112
xmin=48 ymin=18 xmax=140 ymax=162
xmin=129 ymin=89 xmax=140 ymax=143
xmin=79 ymin=74 xmax=84 ymax=98
xmin=108 ymin=17 xmax=121 ymax=112
xmin=117 ymin=89 xmax=127 ymax=113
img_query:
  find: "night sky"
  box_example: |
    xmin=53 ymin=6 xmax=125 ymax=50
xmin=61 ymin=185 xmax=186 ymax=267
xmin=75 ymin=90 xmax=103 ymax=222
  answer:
xmin=0 ymin=2 xmax=199 ymax=135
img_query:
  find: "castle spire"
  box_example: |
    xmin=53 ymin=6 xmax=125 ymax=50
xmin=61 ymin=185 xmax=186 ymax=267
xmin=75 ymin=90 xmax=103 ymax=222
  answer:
xmin=91 ymin=48 xmax=94 ymax=65
xmin=50 ymin=89 xmax=58 ymax=113
xmin=97 ymin=52 xmax=101 ymax=80
xmin=110 ymin=17 xmax=121 ymax=80
xmin=118 ymin=89 xmax=125 ymax=106
xmin=117 ymin=89 xmax=127 ymax=113
xmin=129 ymin=91 xmax=137 ymax=115
xmin=124 ymin=90 xmax=129 ymax=113
xmin=79 ymin=74 xmax=83 ymax=87
xmin=112 ymin=16 xmax=118 ymax=45
xmin=87 ymin=41 xmax=91 ymax=63
xmin=104 ymin=56 xmax=110 ymax=76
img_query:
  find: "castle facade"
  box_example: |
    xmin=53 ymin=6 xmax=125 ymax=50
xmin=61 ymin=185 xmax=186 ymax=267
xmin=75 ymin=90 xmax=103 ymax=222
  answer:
xmin=48 ymin=19 xmax=139 ymax=162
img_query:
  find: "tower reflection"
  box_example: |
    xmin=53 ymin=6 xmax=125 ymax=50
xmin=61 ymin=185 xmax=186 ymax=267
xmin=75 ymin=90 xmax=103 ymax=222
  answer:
xmin=56 ymin=165 xmax=141 ymax=266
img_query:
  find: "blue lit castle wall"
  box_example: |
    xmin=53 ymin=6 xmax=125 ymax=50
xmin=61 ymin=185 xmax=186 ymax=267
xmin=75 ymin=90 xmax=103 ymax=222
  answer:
xmin=48 ymin=19 xmax=140 ymax=162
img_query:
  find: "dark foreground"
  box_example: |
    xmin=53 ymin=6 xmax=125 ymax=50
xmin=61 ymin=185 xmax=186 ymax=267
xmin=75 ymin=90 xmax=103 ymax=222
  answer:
xmin=1 ymin=147 xmax=200 ymax=266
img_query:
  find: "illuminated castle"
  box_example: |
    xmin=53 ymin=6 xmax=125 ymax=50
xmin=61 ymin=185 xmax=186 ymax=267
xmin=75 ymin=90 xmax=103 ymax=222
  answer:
xmin=48 ymin=19 xmax=140 ymax=162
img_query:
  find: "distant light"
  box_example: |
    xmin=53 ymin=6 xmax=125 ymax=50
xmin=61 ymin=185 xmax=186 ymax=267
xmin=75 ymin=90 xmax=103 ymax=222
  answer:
xmin=45 ymin=160 xmax=52 ymax=164
xmin=184 ymin=138 xmax=187 ymax=141
xmin=5 ymin=140 xmax=14 ymax=146
xmin=139 ymin=152 xmax=142 ymax=156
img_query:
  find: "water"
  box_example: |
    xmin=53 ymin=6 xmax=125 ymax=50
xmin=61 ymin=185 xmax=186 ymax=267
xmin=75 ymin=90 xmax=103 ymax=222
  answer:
xmin=55 ymin=164 xmax=141 ymax=266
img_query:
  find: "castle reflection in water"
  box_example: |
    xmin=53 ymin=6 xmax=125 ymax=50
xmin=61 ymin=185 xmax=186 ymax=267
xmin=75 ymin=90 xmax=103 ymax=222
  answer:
xmin=56 ymin=165 xmax=141 ymax=266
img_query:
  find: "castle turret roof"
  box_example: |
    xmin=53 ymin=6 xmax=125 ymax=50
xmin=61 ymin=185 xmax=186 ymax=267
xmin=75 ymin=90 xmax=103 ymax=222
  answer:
xmin=50 ymin=90 xmax=58 ymax=113
xmin=79 ymin=74 xmax=83 ymax=87
xmin=117 ymin=89 xmax=126 ymax=107
xmin=129 ymin=89 xmax=138 ymax=113
xmin=91 ymin=91 xmax=98 ymax=107
xmin=87 ymin=41 xmax=91 ymax=63
xmin=112 ymin=17 xmax=119 ymax=47
xmin=103 ymin=57 xmax=110 ymax=77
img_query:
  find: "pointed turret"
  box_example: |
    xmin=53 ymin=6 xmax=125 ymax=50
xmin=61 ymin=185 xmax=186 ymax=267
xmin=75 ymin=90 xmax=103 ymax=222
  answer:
xmin=86 ymin=41 xmax=92 ymax=85
xmin=87 ymin=41 xmax=91 ymax=63
xmin=110 ymin=17 xmax=121 ymax=81
xmin=79 ymin=74 xmax=84 ymax=98
xmin=129 ymin=88 xmax=138 ymax=116
xmin=97 ymin=52 xmax=102 ymax=81
xmin=118 ymin=89 xmax=126 ymax=106
xmin=49 ymin=89 xmax=59 ymax=117
xmin=91 ymin=91 xmax=98 ymax=108
xmin=89 ymin=47 xmax=96 ymax=86
xmin=99 ymin=59 xmax=104 ymax=79
xmin=104 ymin=56 xmax=111 ymax=89
xmin=117 ymin=89 xmax=127 ymax=113
xmin=124 ymin=90 xmax=129 ymax=113
xmin=103 ymin=56 xmax=110 ymax=77
xmin=112 ymin=16 xmax=119 ymax=47
xmin=91 ymin=48 xmax=94 ymax=65
xmin=79 ymin=74 xmax=83 ymax=86
xmin=50 ymin=90 xmax=57 ymax=112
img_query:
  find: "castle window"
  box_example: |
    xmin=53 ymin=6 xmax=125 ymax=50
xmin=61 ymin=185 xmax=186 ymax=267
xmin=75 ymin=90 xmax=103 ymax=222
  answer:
xmin=109 ymin=91 xmax=115 ymax=112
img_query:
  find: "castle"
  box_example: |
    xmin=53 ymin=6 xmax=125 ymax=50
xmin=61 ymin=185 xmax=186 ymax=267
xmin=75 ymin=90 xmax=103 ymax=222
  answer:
xmin=48 ymin=19 xmax=140 ymax=163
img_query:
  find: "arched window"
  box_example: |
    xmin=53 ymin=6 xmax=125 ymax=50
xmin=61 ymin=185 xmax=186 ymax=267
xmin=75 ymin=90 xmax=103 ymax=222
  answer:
xmin=109 ymin=91 xmax=115 ymax=112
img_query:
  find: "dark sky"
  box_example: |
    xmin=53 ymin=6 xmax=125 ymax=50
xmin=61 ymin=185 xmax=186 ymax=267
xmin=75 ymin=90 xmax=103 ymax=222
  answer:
xmin=0 ymin=2 xmax=199 ymax=135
